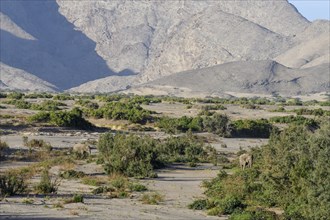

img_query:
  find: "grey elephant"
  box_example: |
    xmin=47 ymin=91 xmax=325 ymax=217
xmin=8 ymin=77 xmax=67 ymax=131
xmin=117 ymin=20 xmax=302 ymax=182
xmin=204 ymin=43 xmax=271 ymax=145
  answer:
xmin=239 ymin=153 xmax=253 ymax=170
xmin=72 ymin=143 xmax=91 ymax=157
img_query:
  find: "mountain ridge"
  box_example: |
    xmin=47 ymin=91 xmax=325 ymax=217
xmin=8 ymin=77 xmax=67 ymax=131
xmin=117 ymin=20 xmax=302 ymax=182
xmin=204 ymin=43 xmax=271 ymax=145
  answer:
xmin=0 ymin=0 xmax=329 ymax=96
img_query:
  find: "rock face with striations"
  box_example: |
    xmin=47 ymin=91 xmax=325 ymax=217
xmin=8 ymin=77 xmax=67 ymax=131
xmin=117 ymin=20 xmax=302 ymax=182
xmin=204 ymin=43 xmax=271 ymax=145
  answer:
xmin=0 ymin=0 xmax=329 ymax=96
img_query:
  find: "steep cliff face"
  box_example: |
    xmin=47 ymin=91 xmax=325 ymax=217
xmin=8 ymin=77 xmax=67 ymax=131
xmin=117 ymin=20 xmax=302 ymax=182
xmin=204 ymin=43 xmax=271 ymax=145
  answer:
xmin=0 ymin=0 xmax=114 ymax=90
xmin=57 ymin=0 xmax=307 ymax=79
xmin=0 ymin=0 xmax=329 ymax=95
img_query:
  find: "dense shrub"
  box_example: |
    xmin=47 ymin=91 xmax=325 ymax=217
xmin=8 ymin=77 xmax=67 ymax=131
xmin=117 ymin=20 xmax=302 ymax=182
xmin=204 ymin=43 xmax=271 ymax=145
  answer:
xmin=202 ymin=113 xmax=230 ymax=136
xmin=240 ymin=104 xmax=261 ymax=109
xmin=319 ymin=101 xmax=330 ymax=106
xmin=201 ymin=104 xmax=226 ymax=111
xmin=4 ymin=100 xmax=31 ymax=109
xmin=7 ymin=92 xmax=24 ymax=100
xmin=230 ymin=119 xmax=274 ymax=138
xmin=34 ymin=169 xmax=59 ymax=194
xmin=53 ymin=94 xmax=74 ymax=100
xmin=156 ymin=113 xmax=230 ymax=137
xmin=197 ymin=122 xmax=330 ymax=219
xmin=0 ymin=93 xmax=7 ymax=98
xmin=285 ymin=98 xmax=303 ymax=106
xmin=27 ymin=111 xmax=51 ymax=123
xmin=64 ymin=194 xmax=84 ymax=203
xmin=24 ymin=93 xmax=53 ymax=99
xmin=87 ymin=102 xmax=153 ymax=124
xmin=28 ymin=108 xmax=93 ymax=130
xmin=156 ymin=116 xmax=203 ymax=134
xmin=31 ymin=100 xmax=66 ymax=111
xmin=26 ymin=139 xmax=52 ymax=152
xmin=49 ymin=108 xmax=93 ymax=129
xmin=97 ymin=133 xmax=216 ymax=178
xmin=292 ymin=108 xmax=330 ymax=116
xmin=59 ymin=170 xmax=86 ymax=179
xmin=188 ymin=199 xmax=208 ymax=210
xmin=4 ymin=99 xmax=65 ymax=111
xmin=0 ymin=172 xmax=27 ymax=196
xmin=269 ymin=115 xmax=318 ymax=127
xmin=76 ymin=99 xmax=99 ymax=109
xmin=159 ymin=134 xmax=216 ymax=164
xmin=98 ymin=133 xmax=160 ymax=178
xmin=0 ymin=140 xmax=9 ymax=157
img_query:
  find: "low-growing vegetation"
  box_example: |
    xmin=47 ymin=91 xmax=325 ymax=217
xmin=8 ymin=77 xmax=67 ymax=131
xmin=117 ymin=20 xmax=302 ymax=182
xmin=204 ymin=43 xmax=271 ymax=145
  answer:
xmin=34 ymin=169 xmax=60 ymax=194
xmin=230 ymin=119 xmax=274 ymax=138
xmin=1 ymin=91 xmax=329 ymax=218
xmin=0 ymin=139 xmax=9 ymax=158
xmin=28 ymin=108 xmax=93 ymax=130
xmin=140 ymin=192 xmax=164 ymax=205
xmin=92 ymin=174 xmax=148 ymax=198
xmin=191 ymin=122 xmax=330 ymax=219
xmin=97 ymin=133 xmax=216 ymax=178
xmin=85 ymin=101 xmax=154 ymax=124
xmin=269 ymin=115 xmax=318 ymax=127
xmin=0 ymin=171 xmax=27 ymax=196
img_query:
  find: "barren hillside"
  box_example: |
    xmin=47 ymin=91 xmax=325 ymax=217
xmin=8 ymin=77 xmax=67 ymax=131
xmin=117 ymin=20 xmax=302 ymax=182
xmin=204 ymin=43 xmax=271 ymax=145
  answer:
xmin=0 ymin=0 xmax=329 ymax=95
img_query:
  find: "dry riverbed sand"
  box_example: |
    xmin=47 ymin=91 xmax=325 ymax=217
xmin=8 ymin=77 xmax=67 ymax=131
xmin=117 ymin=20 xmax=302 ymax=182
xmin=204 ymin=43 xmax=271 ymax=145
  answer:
xmin=0 ymin=132 xmax=230 ymax=219
xmin=2 ymin=101 xmax=304 ymax=219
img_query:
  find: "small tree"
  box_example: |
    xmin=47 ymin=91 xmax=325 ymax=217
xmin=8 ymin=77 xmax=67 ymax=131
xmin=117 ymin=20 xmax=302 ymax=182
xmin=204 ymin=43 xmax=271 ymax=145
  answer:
xmin=35 ymin=169 xmax=60 ymax=194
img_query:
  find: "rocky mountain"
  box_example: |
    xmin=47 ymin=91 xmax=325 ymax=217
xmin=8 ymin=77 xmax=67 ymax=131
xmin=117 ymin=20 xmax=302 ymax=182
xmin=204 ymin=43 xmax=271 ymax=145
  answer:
xmin=0 ymin=0 xmax=329 ymax=96
xmin=0 ymin=62 xmax=58 ymax=92
xmin=126 ymin=60 xmax=329 ymax=97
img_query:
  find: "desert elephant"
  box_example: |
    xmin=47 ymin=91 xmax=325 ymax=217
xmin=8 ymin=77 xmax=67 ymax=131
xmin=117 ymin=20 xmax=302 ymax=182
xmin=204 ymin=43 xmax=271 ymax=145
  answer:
xmin=239 ymin=153 xmax=253 ymax=170
xmin=72 ymin=143 xmax=91 ymax=157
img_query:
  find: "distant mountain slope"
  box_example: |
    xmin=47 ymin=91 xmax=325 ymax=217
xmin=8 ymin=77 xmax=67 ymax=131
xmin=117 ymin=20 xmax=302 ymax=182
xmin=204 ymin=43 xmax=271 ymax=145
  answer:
xmin=0 ymin=0 xmax=329 ymax=96
xmin=275 ymin=33 xmax=330 ymax=68
xmin=0 ymin=0 xmax=114 ymax=90
xmin=126 ymin=60 xmax=329 ymax=97
xmin=0 ymin=62 xmax=58 ymax=92
xmin=57 ymin=0 xmax=306 ymax=81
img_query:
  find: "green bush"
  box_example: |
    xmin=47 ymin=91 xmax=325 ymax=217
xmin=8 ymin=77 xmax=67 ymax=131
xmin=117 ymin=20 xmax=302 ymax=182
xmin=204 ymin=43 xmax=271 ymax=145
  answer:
xmin=53 ymin=94 xmax=74 ymax=100
xmin=87 ymin=102 xmax=153 ymax=124
xmin=35 ymin=170 xmax=59 ymax=194
xmin=7 ymin=92 xmax=24 ymax=100
xmin=230 ymin=209 xmax=277 ymax=220
xmin=140 ymin=192 xmax=164 ymax=205
xmin=28 ymin=108 xmax=93 ymax=130
xmin=27 ymin=111 xmax=51 ymax=123
xmin=76 ymin=99 xmax=99 ymax=109
xmin=202 ymin=113 xmax=230 ymax=136
xmin=201 ymin=104 xmax=226 ymax=111
xmin=64 ymin=194 xmax=84 ymax=203
xmin=59 ymin=170 xmax=86 ymax=179
xmin=98 ymin=133 xmax=160 ymax=178
xmin=230 ymin=119 xmax=274 ymax=138
xmin=240 ymin=104 xmax=261 ymax=110
xmin=156 ymin=116 xmax=203 ymax=134
xmin=269 ymin=115 xmax=318 ymax=127
xmin=0 ymin=93 xmax=7 ymax=98
xmin=31 ymin=100 xmax=66 ymax=111
xmin=129 ymin=183 xmax=147 ymax=192
xmin=3 ymin=100 xmax=32 ymax=109
xmin=0 ymin=172 xmax=27 ymax=196
xmin=0 ymin=140 xmax=9 ymax=157
xmin=156 ymin=113 xmax=229 ymax=136
xmin=198 ymin=122 xmax=330 ymax=219
xmin=97 ymin=133 xmax=216 ymax=178
xmin=188 ymin=199 xmax=208 ymax=210
xmin=24 ymin=93 xmax=53 ymax=99
xmin=292 ymin=108 xmax=330 ymax=116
